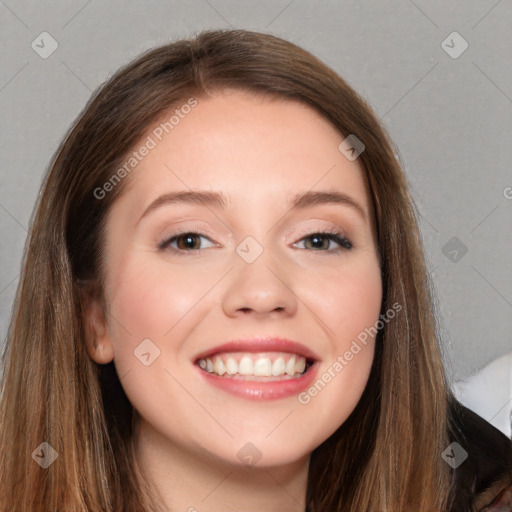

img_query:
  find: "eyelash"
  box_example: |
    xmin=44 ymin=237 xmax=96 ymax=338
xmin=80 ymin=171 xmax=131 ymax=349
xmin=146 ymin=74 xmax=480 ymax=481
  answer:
xmin=158 ymin=228 xmax=353 ymax=255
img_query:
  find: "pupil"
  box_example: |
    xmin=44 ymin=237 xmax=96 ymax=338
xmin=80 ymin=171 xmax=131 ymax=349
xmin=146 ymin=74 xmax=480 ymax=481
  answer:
xmin=311 ymin=235 xmax=327 ymax=249
xmin=180 ymin=234 xmax=198 ymax=250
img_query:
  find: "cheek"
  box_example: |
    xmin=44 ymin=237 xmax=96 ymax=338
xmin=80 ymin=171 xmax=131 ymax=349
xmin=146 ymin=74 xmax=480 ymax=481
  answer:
xmin=302 ymin=256 xmax=383 ymax=345
xmin=105 ymin=251 xmax=214 ymax=348
xmin=291 ymin=257 xmax=382 ymax=440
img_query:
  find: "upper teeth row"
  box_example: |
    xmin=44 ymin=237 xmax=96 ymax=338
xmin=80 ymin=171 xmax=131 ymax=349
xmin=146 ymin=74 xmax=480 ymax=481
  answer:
xmin=198 ymin=354 xmax=307 ymax=377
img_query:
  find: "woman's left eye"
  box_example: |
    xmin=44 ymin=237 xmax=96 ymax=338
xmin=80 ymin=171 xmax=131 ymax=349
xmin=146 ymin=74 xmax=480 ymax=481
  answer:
xmin=294 ymin=231 xmax=353 ymax=252
xmin=158 ymin=230 xmax=353 ymax=254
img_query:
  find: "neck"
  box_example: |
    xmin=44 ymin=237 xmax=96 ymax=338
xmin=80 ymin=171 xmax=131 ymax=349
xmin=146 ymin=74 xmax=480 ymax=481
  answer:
xmin=133 ymin=418 xmax=310 ymax=512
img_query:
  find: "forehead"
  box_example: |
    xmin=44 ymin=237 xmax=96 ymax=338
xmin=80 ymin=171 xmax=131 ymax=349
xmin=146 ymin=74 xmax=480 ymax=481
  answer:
xmin=118 ymin=89 xmax=372 ymax=217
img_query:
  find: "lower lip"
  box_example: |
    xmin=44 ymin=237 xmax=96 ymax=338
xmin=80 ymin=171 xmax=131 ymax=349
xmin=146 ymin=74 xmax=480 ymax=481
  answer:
xmin=195 ymin=362 xmax=320 ymax=400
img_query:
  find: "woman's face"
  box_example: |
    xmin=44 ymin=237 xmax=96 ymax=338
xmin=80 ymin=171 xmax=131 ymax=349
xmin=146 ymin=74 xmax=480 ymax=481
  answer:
xmin=87 ymin=89 xmax=382 ymax=468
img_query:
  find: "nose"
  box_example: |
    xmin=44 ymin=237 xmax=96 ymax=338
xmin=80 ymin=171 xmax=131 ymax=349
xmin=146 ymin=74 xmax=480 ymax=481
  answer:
xmin=221 ymin=253 xmax=298 ymax=318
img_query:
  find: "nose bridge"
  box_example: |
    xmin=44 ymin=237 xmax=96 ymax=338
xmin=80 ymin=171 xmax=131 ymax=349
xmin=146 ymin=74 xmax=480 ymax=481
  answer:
xmin=221 ymin=234 xmax=298 ymax=316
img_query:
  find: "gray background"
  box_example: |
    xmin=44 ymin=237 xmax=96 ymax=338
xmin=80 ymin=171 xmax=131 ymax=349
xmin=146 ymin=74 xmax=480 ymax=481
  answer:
xmin=1 ymin=1 xmax=511 ymax=387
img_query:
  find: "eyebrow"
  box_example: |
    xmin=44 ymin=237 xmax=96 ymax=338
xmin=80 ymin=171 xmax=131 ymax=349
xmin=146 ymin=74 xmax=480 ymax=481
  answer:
xmin=137 ymin=189 xmax=367 ymax=224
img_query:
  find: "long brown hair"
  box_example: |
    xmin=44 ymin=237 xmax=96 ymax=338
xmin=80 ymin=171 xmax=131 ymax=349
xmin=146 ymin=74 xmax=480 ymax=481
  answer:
xmin=0 ymin=29 xmax=455 ymax=511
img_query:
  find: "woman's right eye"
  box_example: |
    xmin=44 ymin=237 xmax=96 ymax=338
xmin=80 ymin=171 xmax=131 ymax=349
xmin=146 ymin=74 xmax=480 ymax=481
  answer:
xmin=158 ymin=232 xmax=215 ymax=253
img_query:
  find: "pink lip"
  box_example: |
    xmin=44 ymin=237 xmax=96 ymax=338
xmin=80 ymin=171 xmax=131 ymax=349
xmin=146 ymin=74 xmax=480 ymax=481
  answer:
xmin=193 ymin=336 xmax=321 ymax=362
xmin=195 ymin=362 xmax=320 ymax=400
xmin=192 ymin=336 xmax=321 ymax=401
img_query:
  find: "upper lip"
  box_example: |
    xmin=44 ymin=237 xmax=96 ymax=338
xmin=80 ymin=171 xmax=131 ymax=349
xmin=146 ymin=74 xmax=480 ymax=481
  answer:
xmin=193 ymin=336 xmax=321 ymax=363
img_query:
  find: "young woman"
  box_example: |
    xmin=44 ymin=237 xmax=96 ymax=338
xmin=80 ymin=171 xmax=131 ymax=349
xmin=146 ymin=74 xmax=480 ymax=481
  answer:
xmin=1 ymin=29 xmax=511 ymax=512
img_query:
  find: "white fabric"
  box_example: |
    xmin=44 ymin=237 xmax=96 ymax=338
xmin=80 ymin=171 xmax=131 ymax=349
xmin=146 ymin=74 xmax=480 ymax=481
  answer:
xmin=452 ymin=351 xmax=512 ymax=439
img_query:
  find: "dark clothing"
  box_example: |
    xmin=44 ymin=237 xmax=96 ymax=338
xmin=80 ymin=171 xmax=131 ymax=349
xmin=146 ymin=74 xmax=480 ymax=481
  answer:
xmin=448 ymin=397 xmax=512 ymax=511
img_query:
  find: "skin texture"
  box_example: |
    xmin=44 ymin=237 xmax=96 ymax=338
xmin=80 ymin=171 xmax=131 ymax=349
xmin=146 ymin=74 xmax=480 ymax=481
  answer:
xmin=84 ymin=89 xmax=383 ymax=511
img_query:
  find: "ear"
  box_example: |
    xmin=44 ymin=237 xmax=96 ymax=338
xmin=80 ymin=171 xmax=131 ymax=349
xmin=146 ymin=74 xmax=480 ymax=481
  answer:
xmin=80 ymin=283 xmax=115 ymax=365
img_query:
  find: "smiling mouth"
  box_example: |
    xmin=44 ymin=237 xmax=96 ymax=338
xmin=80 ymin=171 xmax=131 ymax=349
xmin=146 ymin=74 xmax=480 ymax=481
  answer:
xmin=196 ymin=351 xmax=315 ymax=381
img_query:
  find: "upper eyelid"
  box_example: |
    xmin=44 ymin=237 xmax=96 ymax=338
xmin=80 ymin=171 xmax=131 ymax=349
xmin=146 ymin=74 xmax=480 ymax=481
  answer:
xmin=159 ymin=219 xmax=350 ymax=239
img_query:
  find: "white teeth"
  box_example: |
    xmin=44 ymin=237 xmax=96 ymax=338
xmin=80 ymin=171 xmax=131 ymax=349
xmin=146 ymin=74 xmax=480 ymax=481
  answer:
xmin=253 ymin=358 xmax=272 ymax=376
xmin=271 ymin=357 xmax=286 ymax=376
xmin=197 ymin=352 xmax=309 ymax=379
xmin=285 ymin=355 xmax=296 ymax=376
xmin=214 ymin=358 xmax=226 ymax=376
xmin=238 ymin=356 xmax=254 ymax=375
xmin=225 ymin=357 xmax=238 ymax=375
xmin=295 ymin=356 xmax=306 ymax=374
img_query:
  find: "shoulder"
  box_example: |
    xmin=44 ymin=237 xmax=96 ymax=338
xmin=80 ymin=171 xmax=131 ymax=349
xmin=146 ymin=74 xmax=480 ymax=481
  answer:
xmin=447 ymin=396 xmax=512 ymax=511
xmin=453 ymin=352 xmax=512 ymax=438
